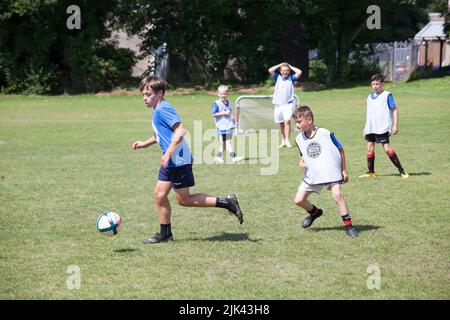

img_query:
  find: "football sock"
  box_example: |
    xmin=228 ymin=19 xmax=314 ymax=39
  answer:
xmin=216 ymin=197 xmax=236 ymax=213
xmin=341 ymin=213 xmax=353 ymax=229
xmin=388 ymin=150 xmax=404 ymax=173
xmin=229 ymin=151 xmax=236 ymax=158
xmin=160 ymin=223 xmax=172 ymax=238
xmin=367 ymin=152 xmax=375 ymax=173
xmin=307 ymin=205 xmax=319 ymax=216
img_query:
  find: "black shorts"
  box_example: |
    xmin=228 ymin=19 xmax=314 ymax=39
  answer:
xmin=158 ymin=164 xmax=195 ymax=189
xmin=365 ymin=132 xmax=390 ymax=144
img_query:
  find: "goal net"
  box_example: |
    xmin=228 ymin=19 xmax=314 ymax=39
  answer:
xmin=235 ymin=95 xmax=300 ymax=134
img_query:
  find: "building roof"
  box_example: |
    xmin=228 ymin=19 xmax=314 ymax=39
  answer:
xmin=414 ymin=13 xmax=447 ymax=40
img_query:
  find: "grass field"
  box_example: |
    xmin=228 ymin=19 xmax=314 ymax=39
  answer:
xmin=1 ymin=77 xmax=449 ymax=299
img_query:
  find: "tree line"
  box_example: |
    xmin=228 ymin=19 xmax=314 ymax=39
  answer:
xmin=0 ymin=0 xmax=447 ymax=94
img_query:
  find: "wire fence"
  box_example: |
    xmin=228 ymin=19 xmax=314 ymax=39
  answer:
xmin=366 ymin=41 xmax=419 ymax=83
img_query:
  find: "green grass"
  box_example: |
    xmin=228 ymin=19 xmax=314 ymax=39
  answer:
xmin=1 ymin=77 xmax=449 ymax=299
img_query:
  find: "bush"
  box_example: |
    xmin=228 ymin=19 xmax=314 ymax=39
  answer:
xmin=309 ymin=60 xmax=328 ymax=84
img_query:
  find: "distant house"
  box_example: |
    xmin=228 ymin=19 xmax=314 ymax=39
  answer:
xmin=414 ymin=13 xmax=450 ymax=69
xmin=110 ymin=29 xmax=150 ymax=77
xmin=109 ymin=29 xmax=169 ymax=78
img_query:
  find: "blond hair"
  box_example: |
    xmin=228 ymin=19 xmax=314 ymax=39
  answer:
xmin=217 ymin=85 xmax=228 ymax=92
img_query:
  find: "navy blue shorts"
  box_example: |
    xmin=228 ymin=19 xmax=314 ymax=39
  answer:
xmin=158 ymin=164 xmax=195 ymax=189
xmin=365 ymin=132 xmax=390 ymax=144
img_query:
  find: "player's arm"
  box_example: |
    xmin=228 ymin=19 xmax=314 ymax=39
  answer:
xmin=160 ymin=122 xmax=187 ymax=167
xmin=268 ymin=63 xmax=283 ymax=76
xmin=132 ymin=136 xmax=157 ymax=149
xmin=212 ymin=110 xmax=230 ymax=117
xmin=339 ymin=148 xmax=349 ymax=183
xmin=212 ymin=102 xmax=230 ymax=117
xmin=288 ymin=64 xmax=302 ymax=79
xmin=330 ymin=132 xmax=348 ymax=183
xmin=388 ymin=94 xmax=398 ymax=135
xmin=299 ymin=157 xmax=307 ymax=171
xmin=392 ymin=107 xmax=399 ymax=135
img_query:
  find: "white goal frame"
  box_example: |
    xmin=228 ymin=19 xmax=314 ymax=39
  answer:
xmin=234 ymin=94 xmax=300 ymax=134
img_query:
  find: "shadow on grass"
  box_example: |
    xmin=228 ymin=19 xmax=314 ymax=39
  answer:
xmin=114 ymin=248 xmax=139 ymax=253
xmin=188 ymin=232 xmax=261 ymax=242
xmin=311 ymin=224 xmax=381 ymax=233
xmin=376 ymin=172 xmax=431 ymax=177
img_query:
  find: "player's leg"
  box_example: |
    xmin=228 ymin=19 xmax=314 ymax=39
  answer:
xmin=172 ymin=165 xmax=243 ymax=224
xmin=382 ymin=142 xmax=408 ymax=178
xmin=174 ymin=187 xmax=243 ymax=224
xmin=215 ymin=135 xmax=225 ymax=163
xmin=141 ymin=180 xmax=174 ymax=244
xmin=294 ymin=185 xmax=323 ymax=228
xmin=330 ymin=183 xmax=359 ymax=237
xmin=274 ymin=106 xmax=286 ymax=147
xmin=282 ymin=103 xmax=294 ymax=147
xmin=283 ymin=119 xmax=292 ymax=147
xmin=359 ymin=137 xmax=377 ymax=177
xmin=225 ymin=137 xmax=243 ymax=163
xmin=279 ymin=122 xmax=286 ymax=144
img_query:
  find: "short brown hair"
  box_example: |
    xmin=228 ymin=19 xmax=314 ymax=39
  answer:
xmin=371 ymin=73 xmax=385 ymax=83
xmin=139 ymin=76 xmax=167 ymax=95
xmin=293 ymin=105 xmax=314 ymax=122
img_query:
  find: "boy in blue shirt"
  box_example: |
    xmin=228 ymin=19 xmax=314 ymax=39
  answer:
xmin=132 ymin=76 xmax=243 ymax=244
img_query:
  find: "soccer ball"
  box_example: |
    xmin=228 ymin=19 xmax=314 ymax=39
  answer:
xmin=96 ymin=211 xmax=122 ymax=237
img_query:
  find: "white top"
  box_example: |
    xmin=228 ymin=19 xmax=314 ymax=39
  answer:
xmin=364 ymin=90 xmax=393 ymax=135
xmin=295 ymin=127 xmax=343 ymax=185
xmin=272 ymin=74 xmax=296 ymax=105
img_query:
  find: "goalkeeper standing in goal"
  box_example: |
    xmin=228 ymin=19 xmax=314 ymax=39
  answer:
xmin=268 ymin=62 xmax=302 ymax=148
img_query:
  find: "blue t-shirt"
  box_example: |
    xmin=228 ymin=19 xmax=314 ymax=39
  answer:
xmin=152 ymin=100 xmax=193 ymax=168
xmin=273 ymin=72 xmax=297 ymax=83
xmin=330 ymin=133 xmax=343 ymax=149
xmin=370 ymin=91 xmax=396 ymax=110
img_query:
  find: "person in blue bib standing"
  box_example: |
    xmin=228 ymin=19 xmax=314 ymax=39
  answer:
xmin=268 ymin=62 xmax=302 ymax=148
xmin=212 ymin=85 xmax=244 ymax=163
xmin=132 ymin=76 xmax=243 ymax=244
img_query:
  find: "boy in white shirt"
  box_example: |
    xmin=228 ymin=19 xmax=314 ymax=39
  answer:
xmin=293 ymin=105 xmax=359 ymax=238
xmin=360 ymin=74 xmax=409 ymax=178
xmin=268 ymin=62 xmax=302 ymax=148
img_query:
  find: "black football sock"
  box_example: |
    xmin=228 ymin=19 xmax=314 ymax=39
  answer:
xmin=367 ymin=152 xmax=375 ymax=173
xmin=341 ymin=213 xmax=353 ymax=229
xmin=160 ymin=223 xmax=172 ymax=238
xmin=388 ymin=150 xmax=404 ymax=173
xmin=307 ymin=205 xmax=319 ymax=216
xmin=216 ymin=197 xmax=236 ymax=213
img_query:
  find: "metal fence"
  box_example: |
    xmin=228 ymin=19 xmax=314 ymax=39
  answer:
xmin=366 ymin=41 xmax=419 ymax=83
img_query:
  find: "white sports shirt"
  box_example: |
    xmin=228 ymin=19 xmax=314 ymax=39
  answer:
xmin=295 ymin=127 xmax=343 ymax=185
xmin=364 ymin=90 xmax=395 ymax=135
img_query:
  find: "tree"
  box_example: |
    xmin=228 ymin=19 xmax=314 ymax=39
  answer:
xmin=0 ymin=0 xmax=136 ymax=93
